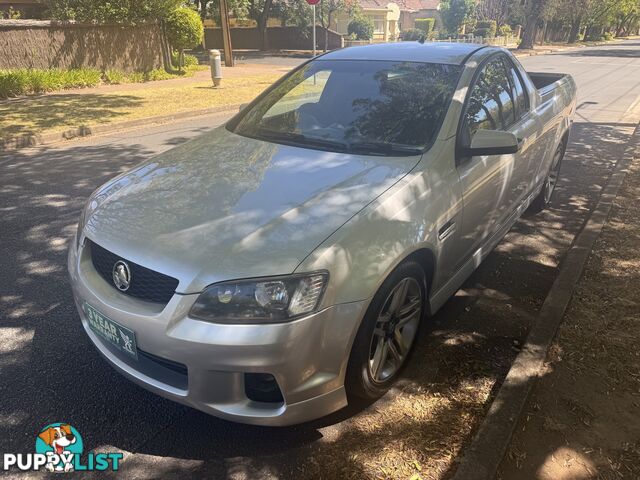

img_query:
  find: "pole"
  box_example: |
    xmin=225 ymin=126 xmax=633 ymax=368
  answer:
xmin=209 ymin=49 xmax=222 ymax=87
xmin=220 ymin=0 xmax=234 ymax=67
xmin=312 ymin=4 xmax=316 ymax=57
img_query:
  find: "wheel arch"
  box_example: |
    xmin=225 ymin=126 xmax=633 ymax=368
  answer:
xmin=402 ymin=247 xmax=436 ymax=301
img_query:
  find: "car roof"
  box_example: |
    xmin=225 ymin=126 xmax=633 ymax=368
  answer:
xmin=319 ymin=42 xmax=491 ymax=65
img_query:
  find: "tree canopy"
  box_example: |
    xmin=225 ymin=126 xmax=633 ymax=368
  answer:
xmin=43 ymin=0 xmax=183 ymax=22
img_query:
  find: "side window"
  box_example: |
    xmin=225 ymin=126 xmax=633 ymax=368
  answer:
xmin=465 ymin=56 xmax=516 ymax=139
xmin=503 ymin=58 xmax=530 ymax=119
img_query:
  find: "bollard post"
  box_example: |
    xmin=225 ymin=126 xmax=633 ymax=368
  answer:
xmin=209 ymin=49 xmax=222 ymax=87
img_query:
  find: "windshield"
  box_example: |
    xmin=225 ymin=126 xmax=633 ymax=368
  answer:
xmin=228 ymin=59 xmax=461 ymax=156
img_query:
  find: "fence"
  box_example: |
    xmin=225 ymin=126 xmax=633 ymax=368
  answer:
xmin=0 ymin=20 xmax=167 ymax=72
xmin=204 ymin=26 xmax=343 ymax=51
xmin=431 ymin=35 xmax=518 ymax=46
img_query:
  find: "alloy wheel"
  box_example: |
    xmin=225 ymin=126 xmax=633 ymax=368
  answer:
xmin=544 ymin=145 xmax=563 ymax=204
xmin=368 ymin=277 xmax=423 ymax=383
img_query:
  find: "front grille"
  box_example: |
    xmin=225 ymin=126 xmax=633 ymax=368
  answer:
xmin=89 ymin=240 xmax=179 ymax=304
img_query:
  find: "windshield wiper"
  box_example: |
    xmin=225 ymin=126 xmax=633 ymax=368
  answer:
xmin=347 ymin=141 xmax=424 ymax=156
xmin=254 ymin=130 xmax=349 ymax=152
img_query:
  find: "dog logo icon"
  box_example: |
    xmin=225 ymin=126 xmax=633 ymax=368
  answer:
xmin=35 ymin=423 xmax=83 ymax=473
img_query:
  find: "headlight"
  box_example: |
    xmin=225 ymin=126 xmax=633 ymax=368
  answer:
xmin=189 ymin=272 xmax=328 ymax=324
xmin=75 ymin=197 xmax=99 ymax=249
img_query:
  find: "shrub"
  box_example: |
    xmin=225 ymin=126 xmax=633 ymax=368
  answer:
xmin=171 ymin=51 xmax=199 ymax=68
xmin=103 ymin=69 xmax=127 ymax=84
xmin=401 ymin=28 xmax=425 ymax=41
xmin=0 ymin=71 xmax=28 ymax=97
xmin=414 ymin=18 xmax=435 ymax=36
xmin=165 ymin=7 xmax=204 ymax=69
xmin=603 ymin=31 xmax=614 ymax=41
xmin=497 ymin=24 xmax=512 ymax=36
xmin=144 ymin=68 xmax=174 ymax=81
xmin=347 ymin=17 xmax=374 ymax=40
xmin=473 ymin=27 xmax=491 ymax=38
xmin=63 ymin=68 xmax=102 ymax=87
xmin=475 ymin=20 xmax=497 ymax=38
xmin=0 ymin=68 xmax=101 ymax=98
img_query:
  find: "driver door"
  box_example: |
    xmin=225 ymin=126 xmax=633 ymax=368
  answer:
xmin=453 ymin=54 xmax=523 ymax=270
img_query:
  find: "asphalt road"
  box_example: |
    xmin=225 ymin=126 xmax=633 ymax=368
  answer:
xmin=1 ymin=41 xmax=639 ymax=479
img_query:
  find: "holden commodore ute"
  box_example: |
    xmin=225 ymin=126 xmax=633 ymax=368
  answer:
xmin=68 ymin=42 xmax=576 ymax=425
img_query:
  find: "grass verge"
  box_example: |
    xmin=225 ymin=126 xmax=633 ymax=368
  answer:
xmin=0 ymin=73 xmax=280 ymax=143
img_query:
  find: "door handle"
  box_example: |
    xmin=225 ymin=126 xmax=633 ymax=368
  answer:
xmin=438 ymin=220 xmax=456 ymax=241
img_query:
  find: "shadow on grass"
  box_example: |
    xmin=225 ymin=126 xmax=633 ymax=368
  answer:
xmin=0 ymin=93 xmax=143 ymax=144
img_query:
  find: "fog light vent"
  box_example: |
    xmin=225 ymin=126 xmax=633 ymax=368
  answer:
xmin=244 ymin=373 xmax=284 ymax=403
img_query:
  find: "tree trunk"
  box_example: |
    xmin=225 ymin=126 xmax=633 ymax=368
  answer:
xmin=518 ymin=0 xmax=545 ymax=50
xmin=324 ymin=11 xmax=332 ymax=52
xmin=257 ymin=0 xmax=274 ymax=50
xmin=568 ymin=17 xmax=582 ymax=43
xmin=199 ymin=0 xmax=208 ymax=22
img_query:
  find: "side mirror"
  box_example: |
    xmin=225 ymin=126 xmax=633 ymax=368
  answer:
xmin=464 ymin=130 xmax=519 ymax=156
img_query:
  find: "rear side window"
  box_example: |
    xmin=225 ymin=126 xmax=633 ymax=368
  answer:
xmin=503 ymin=58 xmax=530 ymax=119
xmin=465 ymin=56 xmax=516 ymax=138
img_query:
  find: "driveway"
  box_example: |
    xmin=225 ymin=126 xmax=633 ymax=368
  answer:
xmin=1 ymin=41 xmax=639 ymax=479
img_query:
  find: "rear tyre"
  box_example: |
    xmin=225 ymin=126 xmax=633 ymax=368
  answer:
xmin=345 ymin=261 xmax=426 ymax=400
xmin=529 ymin=140 xmax=565 ymax=213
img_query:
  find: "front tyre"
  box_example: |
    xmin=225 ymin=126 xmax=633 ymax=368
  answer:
xmin=345 ymin=261 xmax=426 ymax=400
xmin=529 ymin=140 xmax=565 ymax=213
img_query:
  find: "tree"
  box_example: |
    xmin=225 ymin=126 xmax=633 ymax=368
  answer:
xmin=440 ymin=0 xmax=475 ymax=35
xmin=248 ymin=0 xmax=275 ymax=49
xmin=206 ymin=0 xmax=250 ymax=24
xmin=271 ymin=0 xmax=313 ymax=29
xmin=43 ymin=0 xmax=182 ymax=22
xmin=475 ymin=0 xmax=511 ymax=26
xmin=318 ymin=0 xmax=346 ymax=51
xmin=614 ymin=0 xmax=640 ymax=36
xmin=518 ymin=0 xmax=547 ymax=49
xmin=165 ymin=7 xmax=204 ymax=68
xmin=348 ymin=16 xmax=374 ymax=40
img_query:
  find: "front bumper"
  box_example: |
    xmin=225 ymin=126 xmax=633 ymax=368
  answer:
xmin=68 ymin=239 xmax=367 ymax=426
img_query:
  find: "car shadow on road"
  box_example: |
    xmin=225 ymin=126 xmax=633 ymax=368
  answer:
xmin=0 ymin=120 xmax=634 ymax=478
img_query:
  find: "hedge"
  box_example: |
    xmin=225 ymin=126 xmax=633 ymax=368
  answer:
xmin=401 ymin=28 xmax=425 ymax=41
